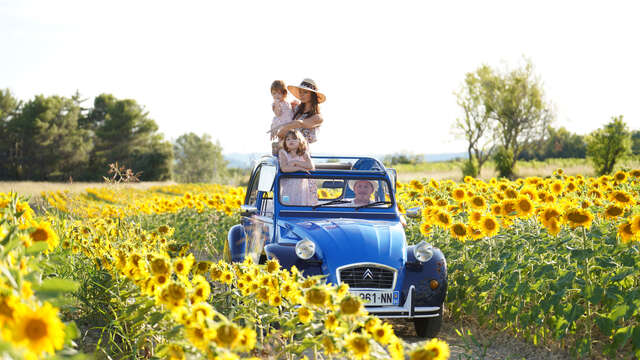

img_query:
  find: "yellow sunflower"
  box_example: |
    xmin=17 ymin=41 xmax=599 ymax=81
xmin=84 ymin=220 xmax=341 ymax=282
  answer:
xmin=501 ymin=199 xmax=518 ymax=217
xmin=630 ymin=215 xmax=640 ymax=234
xmin=451 ymin=188 xmax=466 ymax=202
xmin=480 ymin=216 xmax=500 ymax=237
xmin=371 ymin=322 xmax=394 ymax=345
xmin=546 ymin=218 xmax=562 ymax=237
xmin=549 ymin=181 xmax=564 ymax=195
xmin=345 ymin=333 xmax=371 ymax=360
xmin=603 ymin=205 xmax=624 ymax=220
xmin=419 ymin=222 xmax=433 ymax=236
xmin=449 ymin=223 xmax=469 ymax=241
xmin=339 ymin=295 xmax=363 ymax=316
xmin=515 ymin=196 xmax=534 ymax=218
xmin=214 ymin=322 xmax=241 ymax=350
xmin=564 ymin=208 xmax=594 ymax=229
xmin=617 ymin=221 xmax=636 ymax=244
xmin=10 ymin=302 xmax=65 ymax=358
xmin=469 ymin=211 xmax=483 ymax=224
xmin=29 ymin=220 xmax=59 ymax=251
xmin=305 ymin=287 xmax=329 ymax=307
xmin=609 ymin=190 xmax=635 ymax=208
xmin=409 ymin=337 xmax=450 ymax=360
xmin=504 ymin=188 xmax=518 ymax=199
xmin=469 ymin=196 xmax=486 ymax=210
xmin=424 ymin=338 xmax=450 ymax=360
xmin=297 ymin=306 xmax=313 ymax=324
xmin=433 ymin=210 xmax=452 ymax=229
xmin=490 ymin=203 xmax=502 ymax=216
xmin=613 ymin=170 xmax=627 ymax=183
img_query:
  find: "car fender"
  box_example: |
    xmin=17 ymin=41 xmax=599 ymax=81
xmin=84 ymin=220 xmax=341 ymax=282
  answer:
xmin=227 ymin=224 xmax=246 ymax=263
xmin=403 ymin=245 xmax=447 ymax=307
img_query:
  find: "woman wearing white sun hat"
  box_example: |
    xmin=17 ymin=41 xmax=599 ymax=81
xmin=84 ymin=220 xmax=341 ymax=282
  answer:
xmin=276 ymin=78 xmax=325 ymax=146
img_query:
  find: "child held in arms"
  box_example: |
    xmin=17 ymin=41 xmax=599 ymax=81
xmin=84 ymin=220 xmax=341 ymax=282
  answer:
xmin=268 ymin=80 xmax=294 ymax=155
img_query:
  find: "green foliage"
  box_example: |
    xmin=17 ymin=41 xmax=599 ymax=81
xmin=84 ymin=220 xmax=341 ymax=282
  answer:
xmin=631 ymin=130 xmax=640 ymax=156
xmin=460 ymin=59 xmax=554 ymax=175
xmin=7 ymin=94 xmax=93 ymax=180
xmin=461 ymin=159 xmax=478 ymax=178
xmin=454 ymin=68 xmax=494 ymax=176
xmin=0 ymin=89 xmax=21 ymax=179
xmin=382 ymin=152 xmax=424 ymax=166
xmin=0 ymin=90 xmax=175 ymax=181
xmin=586 ymin=115 xmax=632 ymax=175
xmin=173 ymin=133 xmax=227 ymax=183
xmin=519 ymin=126 xmax=586 ymax=160
xmin=85 ymin=94 xmax=173 ymax=181
xmin=493 ymin=146 xmax=514 ymax=178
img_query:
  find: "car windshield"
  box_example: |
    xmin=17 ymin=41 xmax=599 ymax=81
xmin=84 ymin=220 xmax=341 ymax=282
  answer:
xmin=278 ymin=176 xmax=393 ymax=209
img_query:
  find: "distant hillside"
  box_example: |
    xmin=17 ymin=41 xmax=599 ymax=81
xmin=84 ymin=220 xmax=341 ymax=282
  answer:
xmin=224 ymin=152 xmax=467 ymax=169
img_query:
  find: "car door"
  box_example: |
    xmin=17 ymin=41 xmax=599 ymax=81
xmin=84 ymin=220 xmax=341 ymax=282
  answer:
xmin=242 ymin=163 xmax=276 ymax=263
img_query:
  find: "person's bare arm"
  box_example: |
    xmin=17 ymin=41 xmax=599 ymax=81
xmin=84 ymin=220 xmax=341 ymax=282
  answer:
xmin=300 ymin=152 xmax=315 ymax=171
xmin=277 ymin=114 xmax=323 ymax=138
xmin=278 ymin=150 xmax=302 ymax=172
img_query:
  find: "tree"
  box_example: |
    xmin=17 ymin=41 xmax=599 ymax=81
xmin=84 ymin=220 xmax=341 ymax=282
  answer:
xmin=85 ymin=94 xmax=172 ymax=180
xmin=7 ymin=95 xmax=93 ymax=180
xmin=453 ymin=67 xmax=495 ymax=177
xmin=586 ymin=116 xmax=631 ymax=175
xmin=0 ymin=89 xmax=21 ymax=179
xmin=631 ymin=130 xmax=640 ymax=156
xmin=518 ymin=126 xmax=586 ymax=160
xmin=481 ymin=60 xmax=554 ymax=177
xmin=173 ymin=133 xmax=227 ymax=183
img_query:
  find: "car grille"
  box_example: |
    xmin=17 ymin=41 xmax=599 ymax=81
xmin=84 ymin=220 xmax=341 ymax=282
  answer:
xmin=339 ymin=265 xmax=395 ymax=289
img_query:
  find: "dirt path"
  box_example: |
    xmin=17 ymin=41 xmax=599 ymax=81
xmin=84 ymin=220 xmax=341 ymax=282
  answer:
xmin=388 ymin=318 xmax=572 ymax=360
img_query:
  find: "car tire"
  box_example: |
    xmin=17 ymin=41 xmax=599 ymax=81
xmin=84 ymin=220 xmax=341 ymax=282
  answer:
xmin=413 ymin=307 xmax=443 ymax=338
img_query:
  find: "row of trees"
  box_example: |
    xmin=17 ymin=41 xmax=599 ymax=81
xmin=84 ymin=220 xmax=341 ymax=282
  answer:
xmin=454 ymin=59 xmax=639 ymax=177
xmin=0 ymin=89 xmax=226 ymax=182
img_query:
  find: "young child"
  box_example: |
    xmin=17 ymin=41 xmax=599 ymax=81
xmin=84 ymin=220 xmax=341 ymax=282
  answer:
xmin=269 ymin=80 xmax=293 ymax=155
xmin=278 ymin=130 xmax=316 ymax=205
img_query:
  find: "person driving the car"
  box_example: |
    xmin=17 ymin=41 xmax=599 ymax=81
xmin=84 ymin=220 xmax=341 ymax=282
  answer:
xmin=350 ymin=179 xmax=377 ymax=207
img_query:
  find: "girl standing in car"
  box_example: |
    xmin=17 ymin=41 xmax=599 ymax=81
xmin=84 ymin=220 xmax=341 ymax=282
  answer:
xmin=278 ymin=130 xmax=316 ymax=205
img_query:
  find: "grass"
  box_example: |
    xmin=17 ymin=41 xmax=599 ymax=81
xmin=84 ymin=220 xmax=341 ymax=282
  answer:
xmin=394 ymin=157 xmax=640 ymax=182
xmin=0 ymin=180 xmax=175 ymax=198
xmin=3 ymin=158 xmax=639 ymax=196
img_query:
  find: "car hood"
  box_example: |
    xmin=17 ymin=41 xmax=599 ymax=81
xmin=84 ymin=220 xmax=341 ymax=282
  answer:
xmin=278 ymin=217 xmax=406 ymax=283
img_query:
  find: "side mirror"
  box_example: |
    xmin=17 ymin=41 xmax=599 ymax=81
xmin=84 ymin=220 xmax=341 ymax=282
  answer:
xmin=405 ymin=206 xmax=421 ymax=219
xmin=240 ymin=205 xmax=258 ymax=217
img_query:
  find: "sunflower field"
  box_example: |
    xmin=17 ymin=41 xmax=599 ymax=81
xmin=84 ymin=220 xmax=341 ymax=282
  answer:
xmin=399 ymin=169 xmax=640 ymax=358
xmin=2 ymin=168 xmax=640 ymax=359
xmin=1 ymin=185 xmax=450 ymax=360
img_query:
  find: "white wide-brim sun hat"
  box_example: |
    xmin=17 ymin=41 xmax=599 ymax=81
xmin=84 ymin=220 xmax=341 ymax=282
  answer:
xmin=348 ymin=179 xmax=378 ymax=194
xmin=287 ymin=78 xmax=326 ymax=103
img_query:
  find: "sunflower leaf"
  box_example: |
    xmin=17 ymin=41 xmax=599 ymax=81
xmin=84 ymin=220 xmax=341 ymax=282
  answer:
xmin=25 ymin=241 xmax=49 ymax=255
xmin=35 ymin=278 xmax=80 ymax=294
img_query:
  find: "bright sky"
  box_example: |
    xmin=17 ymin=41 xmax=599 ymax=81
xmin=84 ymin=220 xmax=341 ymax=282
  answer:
xmin=2 ymin=0 xmax=639 ymax=156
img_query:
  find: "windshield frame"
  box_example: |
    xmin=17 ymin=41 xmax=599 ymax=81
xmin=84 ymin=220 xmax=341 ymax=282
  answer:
xmin=276 ymin=173 xmax=396 ymax=210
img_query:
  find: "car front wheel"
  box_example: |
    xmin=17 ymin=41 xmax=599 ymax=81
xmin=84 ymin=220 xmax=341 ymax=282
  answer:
xmin=413 ymin=307 xmax=443 ymax=338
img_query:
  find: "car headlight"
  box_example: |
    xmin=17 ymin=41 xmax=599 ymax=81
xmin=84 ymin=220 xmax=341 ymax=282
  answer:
xmin=413 ymin=241 xmax=434 ymax=263
xmin=295 ymin=239 xmax=316 ymax=260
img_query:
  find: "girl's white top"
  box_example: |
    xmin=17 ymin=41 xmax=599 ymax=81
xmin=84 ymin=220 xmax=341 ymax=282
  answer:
xmin=272 ymin=100 xmax=293 ymax=128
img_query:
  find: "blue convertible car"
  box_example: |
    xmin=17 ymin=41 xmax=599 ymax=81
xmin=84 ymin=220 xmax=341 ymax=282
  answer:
xmin=225 ymin=155 xmax=447 ymax=337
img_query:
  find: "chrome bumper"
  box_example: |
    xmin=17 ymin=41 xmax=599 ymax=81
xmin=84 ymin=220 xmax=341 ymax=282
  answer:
xmin=363 ymin=285 xmax=441 ymax=319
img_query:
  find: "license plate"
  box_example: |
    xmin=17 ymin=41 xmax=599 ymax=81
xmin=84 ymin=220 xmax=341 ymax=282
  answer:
xmin=350 ymin=290 xmax=399 ymax=306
